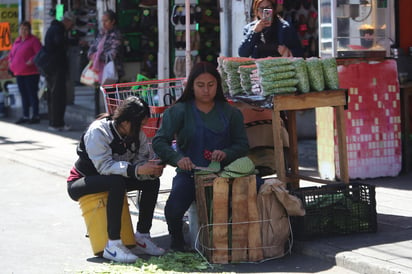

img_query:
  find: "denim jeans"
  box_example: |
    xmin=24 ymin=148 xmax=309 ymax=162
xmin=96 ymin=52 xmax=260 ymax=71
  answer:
xmin=164 ymin=172 xmax=196 ymax=237
xmin=16 ymin=74 xmax=40 ymax=118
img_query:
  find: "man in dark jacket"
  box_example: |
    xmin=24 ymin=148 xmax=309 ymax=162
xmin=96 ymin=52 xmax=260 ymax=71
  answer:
xmin=44 ymin=11 xmax=75 ymax=131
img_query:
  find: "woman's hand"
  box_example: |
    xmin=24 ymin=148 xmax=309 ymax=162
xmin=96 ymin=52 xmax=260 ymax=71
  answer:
xmin=211 ymin=150 xmax=226 ymax=162
xmin=253 ymin=19 xmax=271 ymax=33
xmin=278 ymin=45 xmax=293 ymax=57
xmin=177 ymin=157 xmax=196 ymax=171
xmin=138 ymin=162 xmax=165 ymax=177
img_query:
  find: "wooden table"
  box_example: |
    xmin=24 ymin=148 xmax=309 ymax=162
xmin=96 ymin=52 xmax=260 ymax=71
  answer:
xmin=400 ymin=81 xmax=412 ymax=173
xmin=271 ymin=89 xmax=349 ymax=189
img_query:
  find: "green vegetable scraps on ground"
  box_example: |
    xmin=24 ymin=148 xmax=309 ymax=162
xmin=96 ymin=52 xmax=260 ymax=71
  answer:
xmin=76 ymin=252 xmax=233 ymax=274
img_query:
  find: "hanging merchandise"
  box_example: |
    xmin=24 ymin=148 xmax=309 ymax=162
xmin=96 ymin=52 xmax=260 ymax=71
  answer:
xmin=170 ymin=0 xmax=221 ymax=77
xmin=282 ymin=0 xmax=319 ymax=58
xmin=115 ymin=0 xmax=159 ymax=64
xmin=117 ymin=0 xmax=139 ymax=9
xmin=71 ymin=6 xmax=98 ymax=46
xmin=173 ymin=56 xmax=186 ymax=78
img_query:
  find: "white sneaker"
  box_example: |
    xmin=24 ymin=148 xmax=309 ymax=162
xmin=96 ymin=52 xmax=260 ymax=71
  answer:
xmin=103 ymin=242 xmax=138 ymax=263
xmin=131 ymin=232 xmax=165 ymax=256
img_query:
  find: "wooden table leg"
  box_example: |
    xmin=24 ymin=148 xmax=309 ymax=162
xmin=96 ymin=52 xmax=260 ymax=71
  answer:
xmin=335 ymin=105 xmax=349 ymax=183
xmin=287 ymin=111 xmax=299 ymax=189
xmin=272 ymin=110 xmax=286 ymax=183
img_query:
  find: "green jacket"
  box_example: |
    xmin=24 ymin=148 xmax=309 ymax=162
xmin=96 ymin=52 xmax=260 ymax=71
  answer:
xmin=152 ymin=100 xmax=249 ymax=167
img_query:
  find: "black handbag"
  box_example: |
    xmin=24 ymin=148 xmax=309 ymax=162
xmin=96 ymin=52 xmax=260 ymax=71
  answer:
xmin=34 ymin=47 xmax=54 ymax=77
xmin=7 ymin=67 xmax=14 ymax=77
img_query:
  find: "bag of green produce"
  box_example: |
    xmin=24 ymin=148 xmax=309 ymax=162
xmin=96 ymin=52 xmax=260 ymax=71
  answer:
xmin=321 ymin=58 xmax=339 ymax=90
xmin=292 ymin=58 xmax=310 ymax=93
xmin=255 ymin=57 xmax=293 ymax=69
xmin=259 ymin=70 xmax=296 ymax=82
xmin=260 ymin=78 xmax=299 ymax=89
xmin=306 ymin=57 xmax=325 ymax=91
xmin=222 ymin=57 xmax=255 ymax=96
xmin=238 ymin=64 xmax=257 ymax=94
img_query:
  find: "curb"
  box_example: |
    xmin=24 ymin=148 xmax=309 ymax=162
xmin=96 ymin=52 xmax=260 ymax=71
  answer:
xmin=294 ymin=233 xmax=412 ymax=274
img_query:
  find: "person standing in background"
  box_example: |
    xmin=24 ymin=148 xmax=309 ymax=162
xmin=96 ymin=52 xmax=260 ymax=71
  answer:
xmin=8 ymin=21 xmax=42 ymax=124
xmin=88 ymin=10 xmax=124 ymax=84
xmin=44 ymin=11 xmax=76 ymax=131
xmin=238 ymin=0 xmax=299 ymax=170
xmin=238 ymin=0 xmax=303 ymax=58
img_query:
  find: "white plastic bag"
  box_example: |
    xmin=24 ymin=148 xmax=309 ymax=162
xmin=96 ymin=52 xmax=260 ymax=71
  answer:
xmin=101 ymin=59 xmax=118 ymax=85
xmin=80 ymin=61 xmax=98 ymax=86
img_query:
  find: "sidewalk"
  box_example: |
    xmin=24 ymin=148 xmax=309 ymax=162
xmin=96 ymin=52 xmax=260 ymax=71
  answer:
xmin=0 ymin=115 xmax=411 ymax=273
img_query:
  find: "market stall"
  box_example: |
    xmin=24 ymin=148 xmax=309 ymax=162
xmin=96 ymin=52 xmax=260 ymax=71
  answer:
xmin=316 ymin=1 xmax=402 ymax=179
xmin=219 ymin=56 xmax=402 ymax=181
xmin=216 ymin=56 xmax=348 ymax=187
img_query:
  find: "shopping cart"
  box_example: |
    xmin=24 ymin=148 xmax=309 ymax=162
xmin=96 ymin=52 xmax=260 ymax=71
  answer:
xmin=101 ymin=77 xmax=185 ymax=138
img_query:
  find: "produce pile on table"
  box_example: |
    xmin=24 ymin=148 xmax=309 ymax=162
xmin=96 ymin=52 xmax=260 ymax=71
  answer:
xmin=217 ymin=56 xmax=340 ymax=97
xmin=218 ymin=57 xmax=255 ymax=96
xmin=238 ymin=64 xmax=257 ymax=94
xmin=255 ymin=57 xmax=298 ymax=96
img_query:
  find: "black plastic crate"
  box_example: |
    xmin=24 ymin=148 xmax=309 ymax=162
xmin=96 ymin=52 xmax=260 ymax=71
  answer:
xmin=290 ymin=182 xmax=377 ymax=239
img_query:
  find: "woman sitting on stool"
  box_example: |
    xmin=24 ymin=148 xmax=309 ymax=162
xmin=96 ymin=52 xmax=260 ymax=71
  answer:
xmin=67 ymin=96 xmax=165 ymax=263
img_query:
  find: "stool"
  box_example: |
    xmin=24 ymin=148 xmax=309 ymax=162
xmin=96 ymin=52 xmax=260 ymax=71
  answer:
xmin=194 ymin=174 xmax=263 ymax=264
xmin=78 ymin=192 xmax=135 ymax=256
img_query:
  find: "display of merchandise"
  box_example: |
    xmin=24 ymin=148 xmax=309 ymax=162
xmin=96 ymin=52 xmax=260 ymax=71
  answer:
xmin=170 ymin=0 xmax=220 ymax=77
xmin=61 ymin=1 xmax=99 ymax=86
xmin=281 ymin=0 xmax=319 ymax=58
xmin=116 ymin=0 xmax=158 ymax=78
xmin=71 ymin=3 xmax=98 ymax=46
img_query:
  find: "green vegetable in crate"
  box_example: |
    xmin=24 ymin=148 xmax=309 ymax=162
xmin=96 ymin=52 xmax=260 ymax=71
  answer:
xmin=292 ymin=58 xmax=310 ymax=93
xmin=223 ymin=156 xmax=255 ymax=175
xmin=321 ymin=58 xmax=340 ymax=90
xmin=306 ymin=57 xmax=325 ymax=91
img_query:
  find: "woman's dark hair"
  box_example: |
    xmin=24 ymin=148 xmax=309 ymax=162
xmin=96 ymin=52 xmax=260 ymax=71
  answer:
xmin=177 ymin=61 xmax=227 ymax=103
xmin=20 ymin=21 xmax=31 ymax=32
xmin=104 ymin=9 xmax=118 ymax=25
xmin=113 ymin=96 xmax=150 ymax=140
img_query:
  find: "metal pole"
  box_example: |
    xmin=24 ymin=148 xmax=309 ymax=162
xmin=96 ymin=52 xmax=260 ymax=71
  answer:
xmin=185 ymin=0 xmax=191 ymax=78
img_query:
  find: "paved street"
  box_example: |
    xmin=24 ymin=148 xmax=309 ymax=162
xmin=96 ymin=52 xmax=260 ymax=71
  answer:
xmin=0 ymin=119 xmax=355 ymax=274
xmin=0 ymin=157 xmax=354 ymax=274
xmin=0 ymin=118 xmax=411 ymax=273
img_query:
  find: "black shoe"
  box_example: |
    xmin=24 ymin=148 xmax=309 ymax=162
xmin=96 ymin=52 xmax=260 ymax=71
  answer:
xmin=15 ymin=117 xmax=30 ymax=124
xmin=170 ymin=241 xmax=186 ymax=252
xmin=29 ymin=117 xmax=40 ymax=124
xmin=170 ymin=234 xmax=186 ymax=252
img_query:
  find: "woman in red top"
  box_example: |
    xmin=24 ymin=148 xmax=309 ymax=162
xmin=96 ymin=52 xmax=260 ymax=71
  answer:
xmin=8 ymin=21 xmax=42 ymax=124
